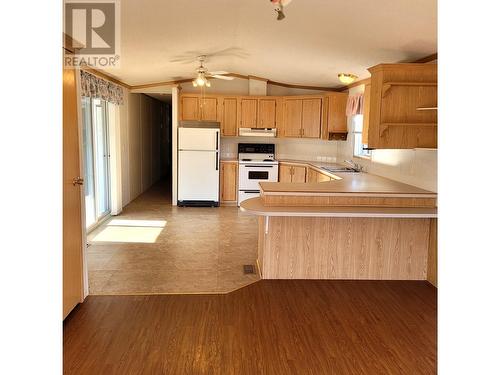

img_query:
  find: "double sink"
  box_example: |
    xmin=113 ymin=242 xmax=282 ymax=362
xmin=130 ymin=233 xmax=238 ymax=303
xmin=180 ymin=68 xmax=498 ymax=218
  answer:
xmin=320 ymin=166 xmax=361 ymax=173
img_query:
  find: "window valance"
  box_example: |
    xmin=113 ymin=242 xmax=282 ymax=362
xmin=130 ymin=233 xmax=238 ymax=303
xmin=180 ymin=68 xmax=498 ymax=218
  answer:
xmin=345 ymin=93 xmax=364 ymax=116
xmin=80 ymin=70 xmax=124 ymax=105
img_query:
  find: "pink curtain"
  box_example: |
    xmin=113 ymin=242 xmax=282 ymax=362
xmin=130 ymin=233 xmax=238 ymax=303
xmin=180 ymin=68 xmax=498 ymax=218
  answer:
xmin=346 ymin=93 xmax=364 ymax=116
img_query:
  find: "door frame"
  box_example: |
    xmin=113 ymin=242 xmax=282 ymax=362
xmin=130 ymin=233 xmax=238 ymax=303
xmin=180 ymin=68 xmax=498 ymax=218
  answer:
xmin=75 ymin=69 xmax=89 ymax=299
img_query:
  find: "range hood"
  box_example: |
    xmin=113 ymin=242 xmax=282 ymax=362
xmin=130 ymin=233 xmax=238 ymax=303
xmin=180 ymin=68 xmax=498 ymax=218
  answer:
xmin=239 ymin=128 xmax=277 ymax=137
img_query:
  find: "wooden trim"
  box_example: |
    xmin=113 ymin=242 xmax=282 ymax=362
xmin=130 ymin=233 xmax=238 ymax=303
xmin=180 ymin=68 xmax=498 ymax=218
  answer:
xmin=267 ymin=79 xmax=339 ymax=92
xmin=412 ymin=53 xmax=438 ymax=63
xmin=248 ymin=75 xmax=269 ymax=82
xmin=338 ymin=53 xmax=437 ymax=92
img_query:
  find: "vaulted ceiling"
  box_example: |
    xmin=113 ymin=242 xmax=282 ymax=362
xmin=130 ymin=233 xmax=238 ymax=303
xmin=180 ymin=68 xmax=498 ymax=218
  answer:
xmin=103 ymin=0 xmax=437 ymax=88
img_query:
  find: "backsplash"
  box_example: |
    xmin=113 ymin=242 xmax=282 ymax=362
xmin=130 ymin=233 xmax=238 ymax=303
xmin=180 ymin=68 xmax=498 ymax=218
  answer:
xmin=220 ymin=136 xmax=339 ymax=163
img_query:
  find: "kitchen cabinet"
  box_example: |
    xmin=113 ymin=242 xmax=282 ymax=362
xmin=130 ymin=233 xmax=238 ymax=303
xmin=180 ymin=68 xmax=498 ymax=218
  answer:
xmin=302 ymin=98 xmax=322 ymax=138
xmin=283 ymin=96 xmax=323 ymax=139
xmin=200 ymin=97 xmax=218 ymax=121
xmin=240 ymin=98 xmax=258 ymax=127
xmin=240 ymin=97 xmax=277 ymax=129
xmin=258 ymin=99 xmax=277 ymax=128
xmin=366 ymin=63 xmax=437 ymax=149
xmin=221 ymin=97 xmax=238 ymax=136
xmin=321 ymin=92 xmax=348 ymax=140
xmin=307 ymin=168 xmax=331 ymax=183
xmin=220 ymin=161 xmax=238 ymax=203
xmin=279 ymin=163 xmax=307 ymax=183
xmin=180 ymin=96 xmax=199 ymax=120
xmin=180 ymin=95 xmax=218 ymax=121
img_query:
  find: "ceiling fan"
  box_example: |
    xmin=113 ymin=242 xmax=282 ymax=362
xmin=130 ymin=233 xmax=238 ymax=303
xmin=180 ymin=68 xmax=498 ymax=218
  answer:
xmin=191 ymin=55 xmax=234 ymax=87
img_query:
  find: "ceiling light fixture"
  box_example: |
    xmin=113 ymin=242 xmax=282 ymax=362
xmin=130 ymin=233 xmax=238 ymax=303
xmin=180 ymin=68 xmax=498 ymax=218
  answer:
xmin=192 ymin=72 xmax=210 ymax=88
xmin=338 ymin=73 xmax=358 ymax=85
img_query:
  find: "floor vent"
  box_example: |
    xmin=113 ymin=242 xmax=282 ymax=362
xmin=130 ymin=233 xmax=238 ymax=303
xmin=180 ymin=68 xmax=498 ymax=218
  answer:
xmin=243 ymin=264 xmax=256 ymax=274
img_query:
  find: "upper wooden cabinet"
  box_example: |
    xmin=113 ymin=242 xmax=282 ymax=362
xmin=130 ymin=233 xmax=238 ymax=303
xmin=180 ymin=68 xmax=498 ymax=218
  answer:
xmin=180 ymin=96 xmax=199 ymax=120
xmin=240 ymin=97 xmax=277 ymax=128
xmin=366 ymin=63 xmax=437 ymax=149
xmin=240 ymin=98 xmax=258 ymax=127
xmin=283 ymin=96 xmax=323 ymax=138
xmin=221 ymin=97 xmax=238 ymax=136
xmin=201 ymin=97 xmax=218 ymax=121
xmin=179 ymin=93 xmax=346 ymax=140
xmin=283 ymin=99 xmax=303 ymax=137
xmin=321 ymin=92 xmax=348 ymax=140
xmin=258 ymin=99 xmax=277 ymax=128
xmin=180 ymin=95 xmax=218 ymax=122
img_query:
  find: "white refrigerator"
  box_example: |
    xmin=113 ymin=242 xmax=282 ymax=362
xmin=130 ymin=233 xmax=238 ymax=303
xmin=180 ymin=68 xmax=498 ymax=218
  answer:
xmin=178 ymin=122 xmax=220 ymax=206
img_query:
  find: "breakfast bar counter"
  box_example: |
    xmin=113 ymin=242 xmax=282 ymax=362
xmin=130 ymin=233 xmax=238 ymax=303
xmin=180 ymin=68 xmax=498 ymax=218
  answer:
xmin=240 ymin=172 xmax=437 ymax=286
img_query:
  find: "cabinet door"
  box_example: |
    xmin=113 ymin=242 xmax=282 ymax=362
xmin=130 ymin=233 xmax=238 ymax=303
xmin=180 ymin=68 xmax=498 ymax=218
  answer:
xmin=302 ymin=98 xmax=322 ymax=138
xmin=181 ymin=96 xmax=199 ymax=120
xmin=279 ymin=164 xmax=292 ymax=182
xmin=222 ymin=98 xmax=237 ymax=136
xmin=258 ymin=99 xmax=276 ymax=128
xmin=362 ymin=84 xmax=371 ymax=144
xmin=284 ymin=99 xmax=303 ymax=137
xmin=306 ymin=167 xmax=317 ymax=183
xmin=240 ymin=98 xmax=258 ymax=127
xmin=291 ymin=166 xmax=306 ymax=183
xmin=327 ymin=93 xmax=348 ymax=133
xmin=200 ymin=97 xmax=218 ymax=121
xmin=220 ymin=162 xmax=237 ymax=201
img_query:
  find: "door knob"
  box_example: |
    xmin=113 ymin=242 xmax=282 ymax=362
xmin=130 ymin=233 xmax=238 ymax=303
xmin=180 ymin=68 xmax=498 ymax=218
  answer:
xmin=72 ymin=177 xmax=84 ymax=186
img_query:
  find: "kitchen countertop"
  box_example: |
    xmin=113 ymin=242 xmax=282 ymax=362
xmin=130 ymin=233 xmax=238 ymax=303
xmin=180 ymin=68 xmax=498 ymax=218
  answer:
xmin=261 ymin=159 xmax=436 ymax=197
xmin=240 ymin=197 xmax=437 ymax=218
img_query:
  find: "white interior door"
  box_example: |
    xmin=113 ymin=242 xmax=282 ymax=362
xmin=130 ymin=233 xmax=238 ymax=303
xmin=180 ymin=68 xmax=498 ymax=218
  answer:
xmin=179 ymin=128 xmax=218 ymax=150
xmin=178 ymin=150 xmax=219 ymax=201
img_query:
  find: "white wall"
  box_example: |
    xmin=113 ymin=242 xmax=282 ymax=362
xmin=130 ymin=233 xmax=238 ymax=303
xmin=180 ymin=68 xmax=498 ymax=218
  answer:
xmin=336 ymin=85 xmax=438 ymax=192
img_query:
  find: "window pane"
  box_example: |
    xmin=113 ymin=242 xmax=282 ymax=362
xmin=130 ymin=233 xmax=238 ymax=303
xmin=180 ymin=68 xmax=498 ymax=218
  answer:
xmin=353 ymin=114 xmax=363 ymax=132
xmin=82 ymin=97 xmax=96 ymax=228
xmin=93 ymin=99 xmax=110 ymax=218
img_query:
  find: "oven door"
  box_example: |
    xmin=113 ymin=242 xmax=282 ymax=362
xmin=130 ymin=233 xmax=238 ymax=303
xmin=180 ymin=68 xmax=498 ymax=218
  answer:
xmin=238 ymin=163 xmax=278 ymax=191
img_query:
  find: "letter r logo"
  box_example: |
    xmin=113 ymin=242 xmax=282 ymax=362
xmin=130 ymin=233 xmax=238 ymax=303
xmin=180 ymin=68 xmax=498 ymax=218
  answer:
xmin=65 ymin=2 xmax=116 ymax=55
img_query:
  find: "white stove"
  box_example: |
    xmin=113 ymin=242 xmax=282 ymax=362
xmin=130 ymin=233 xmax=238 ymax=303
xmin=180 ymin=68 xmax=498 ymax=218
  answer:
xmin=238 ymin=144 xmax=278 ymax=206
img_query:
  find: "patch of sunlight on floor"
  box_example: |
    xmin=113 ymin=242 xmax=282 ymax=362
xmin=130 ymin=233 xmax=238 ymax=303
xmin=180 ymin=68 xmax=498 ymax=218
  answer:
xmin=108 ymin=219 xmax=167 ymax=227
xmin=89 ymin=219 xmax=167 ymax=243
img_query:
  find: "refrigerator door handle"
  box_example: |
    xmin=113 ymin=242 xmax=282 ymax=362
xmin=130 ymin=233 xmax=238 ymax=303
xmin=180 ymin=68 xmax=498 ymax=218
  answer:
xmin=215 ymin=152 xmax=219 ymax=170
xmin=215 ymin=131 xmax=219 ymax=150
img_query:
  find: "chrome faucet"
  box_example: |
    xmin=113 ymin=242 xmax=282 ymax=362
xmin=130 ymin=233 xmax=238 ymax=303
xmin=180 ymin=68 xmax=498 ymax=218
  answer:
xmin=344 ymin=159 xmax=364 ymax=172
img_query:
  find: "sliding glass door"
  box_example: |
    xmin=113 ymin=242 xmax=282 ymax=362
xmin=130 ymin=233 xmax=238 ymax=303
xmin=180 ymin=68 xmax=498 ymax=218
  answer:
xmin=82 ymin=97 xmax=111 ymax=230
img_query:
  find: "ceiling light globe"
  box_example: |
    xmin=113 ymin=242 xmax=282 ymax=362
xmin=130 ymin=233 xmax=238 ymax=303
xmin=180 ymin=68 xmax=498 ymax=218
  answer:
xmin=338 ymin=73 xmax=358 ymax=85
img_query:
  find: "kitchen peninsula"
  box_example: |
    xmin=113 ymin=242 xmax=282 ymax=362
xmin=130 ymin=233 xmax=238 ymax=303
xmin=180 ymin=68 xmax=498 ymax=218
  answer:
xmin=240 ymin=170 xmax=437 ymax=286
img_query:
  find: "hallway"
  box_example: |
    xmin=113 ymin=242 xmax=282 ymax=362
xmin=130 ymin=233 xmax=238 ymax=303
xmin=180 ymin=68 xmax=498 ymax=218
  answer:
xmin=87 ymin=181 xmax=260 ymax=294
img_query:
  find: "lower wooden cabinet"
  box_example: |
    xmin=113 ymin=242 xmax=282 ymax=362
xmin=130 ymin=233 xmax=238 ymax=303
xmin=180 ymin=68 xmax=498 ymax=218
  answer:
xmin=220 ymin=161 xmax=238 ymax=203
xmin=279 ymin=163 xmax=307 ymax=183
xmin=307 ymin=168 xmax=331 ymax=183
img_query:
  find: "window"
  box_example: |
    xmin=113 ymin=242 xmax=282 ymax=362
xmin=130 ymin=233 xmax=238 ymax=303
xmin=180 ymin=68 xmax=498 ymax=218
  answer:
xmin=353 ymin=115 xmax=371 ymax=158
xmin=82 ymin=97 xmax=111 ymax=229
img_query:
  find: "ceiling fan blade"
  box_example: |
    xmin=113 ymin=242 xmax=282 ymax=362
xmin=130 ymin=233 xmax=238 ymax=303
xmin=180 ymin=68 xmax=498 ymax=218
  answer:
xmin=208 ymin=71 xmax=229 ymax=75
xmin=211 ymin=75 xmax=234 ymax=81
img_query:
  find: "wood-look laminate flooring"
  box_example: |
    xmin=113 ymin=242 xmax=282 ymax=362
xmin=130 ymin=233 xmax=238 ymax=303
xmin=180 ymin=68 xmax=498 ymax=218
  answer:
xmin=87 ymin=181 xmax=259 ymax=294
xmin=64 ymin=280 xmax=437 ymax=375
